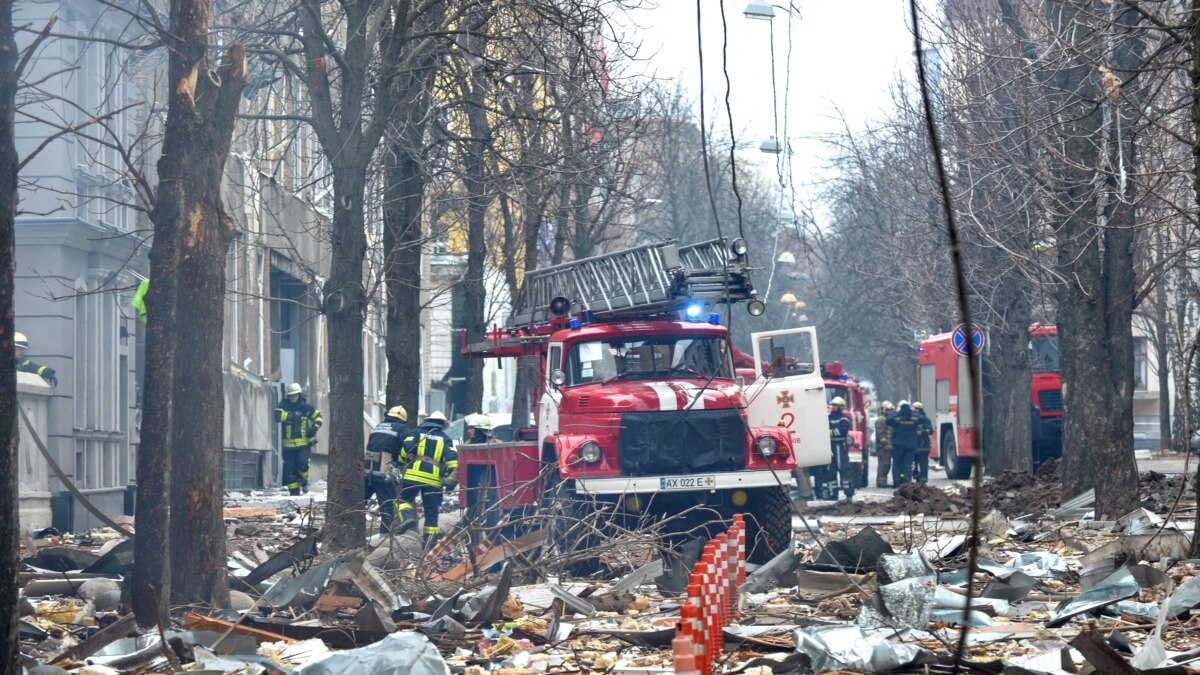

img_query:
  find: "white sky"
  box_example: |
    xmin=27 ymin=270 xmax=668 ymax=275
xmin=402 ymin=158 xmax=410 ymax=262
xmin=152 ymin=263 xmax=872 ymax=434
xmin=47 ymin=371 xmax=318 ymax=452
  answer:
xmin=617 ymin=0 xmax=916 ymax=210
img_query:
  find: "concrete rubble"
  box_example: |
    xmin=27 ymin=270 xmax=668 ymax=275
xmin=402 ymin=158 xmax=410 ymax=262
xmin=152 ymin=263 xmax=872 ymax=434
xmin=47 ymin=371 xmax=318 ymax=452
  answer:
xmin=12 ymin=467 xmax=1200 ymax=673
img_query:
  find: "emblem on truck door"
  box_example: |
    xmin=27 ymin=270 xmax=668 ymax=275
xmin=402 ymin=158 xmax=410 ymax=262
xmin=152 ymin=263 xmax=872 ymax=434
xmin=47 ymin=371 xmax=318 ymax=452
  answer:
xmin=776 ymin=390 xmax=793 ymax=408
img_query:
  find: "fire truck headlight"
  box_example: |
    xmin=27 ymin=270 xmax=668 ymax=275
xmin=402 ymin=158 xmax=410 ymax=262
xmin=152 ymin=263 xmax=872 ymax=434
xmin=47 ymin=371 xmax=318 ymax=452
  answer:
xmin=755 ymin=435 xmax=778 ymax=457
xmin=580 ymin=441 xmax=602 ymax=463
xmin=550 ymin=369 xmax=567 ymax=387
xmin=747 ymin=299 xmax=766 ymax=316
xmin=730 ymin=238 xmax=749 ymax=256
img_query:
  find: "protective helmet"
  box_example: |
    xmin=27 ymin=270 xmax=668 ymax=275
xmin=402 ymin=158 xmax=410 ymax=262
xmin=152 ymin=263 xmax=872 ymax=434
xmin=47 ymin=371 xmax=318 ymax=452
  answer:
xmin=467 ymin=414 xmax=493 ymax=431
xmin=830 ymin=396 xmax=847 ymax=407
xmin=898 ymin=399 xmax=910 ymax=408
xmin=286 ymin=382 xmax=302 ymax=396
xmin=912 ymin=401 xmax=924 ymax=411
xmin=14 ymin=332 xmax=28 ymax=349
xmin=881 ymin=400 xmax=895 ymax=411
xmin=387 ymin=405 xmax=408 ymax=421
xmin=425 ymin=410 xmax=448 ymax=426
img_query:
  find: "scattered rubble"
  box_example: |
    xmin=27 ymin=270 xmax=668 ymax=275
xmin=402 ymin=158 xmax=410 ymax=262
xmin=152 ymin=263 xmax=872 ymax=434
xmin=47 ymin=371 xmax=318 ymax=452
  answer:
xmin=13 ymin=470 xmax=1200 ymax=674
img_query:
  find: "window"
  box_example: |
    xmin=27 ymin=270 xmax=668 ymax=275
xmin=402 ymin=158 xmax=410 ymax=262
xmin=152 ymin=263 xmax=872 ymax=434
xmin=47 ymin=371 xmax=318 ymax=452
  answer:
xmin=1030 ymin=335 xmax=1060 ymax=373
xmin=73 ymin=271 xmax=128 ymax=490
xmin=1134 ymin=338 xmax=1148 ymax=391
xmin=563 ymin=335 xmax=732 ymax=387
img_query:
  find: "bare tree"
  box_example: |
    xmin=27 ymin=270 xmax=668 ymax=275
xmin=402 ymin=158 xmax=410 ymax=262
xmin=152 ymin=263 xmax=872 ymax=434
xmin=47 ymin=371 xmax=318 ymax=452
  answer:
xmin=1 ymin=0 xmax=20 ymax=667
xmin=133 ymin=0 xmax=247 ymax=620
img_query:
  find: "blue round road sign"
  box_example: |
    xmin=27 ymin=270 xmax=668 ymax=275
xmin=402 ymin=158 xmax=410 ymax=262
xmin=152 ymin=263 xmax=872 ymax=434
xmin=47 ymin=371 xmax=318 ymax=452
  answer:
xmin=951 ymin=324 xmax=985 ymax=356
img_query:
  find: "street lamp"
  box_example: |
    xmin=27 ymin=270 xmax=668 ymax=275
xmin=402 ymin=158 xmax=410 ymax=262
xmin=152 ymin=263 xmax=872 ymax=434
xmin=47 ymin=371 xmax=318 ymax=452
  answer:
xmin=759 ymin=135 xmax=783 ymax=154
xmin=777 ymin=251 xmax=796 ymax=264
xmin=743 ymin=0 xmax=775 ymax=19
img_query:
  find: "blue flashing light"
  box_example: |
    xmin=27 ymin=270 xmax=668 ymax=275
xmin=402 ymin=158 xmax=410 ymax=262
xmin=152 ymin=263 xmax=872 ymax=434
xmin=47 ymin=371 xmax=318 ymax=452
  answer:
xmin=569 ymin=317 xmax=582 ymax=330
xmin=708 ymin=312 xmax=721 ymax=325
xmin=840 ymin=373 xmax=849 ymax=381
xmin=685 ymin=303 xmax=704 ymax=321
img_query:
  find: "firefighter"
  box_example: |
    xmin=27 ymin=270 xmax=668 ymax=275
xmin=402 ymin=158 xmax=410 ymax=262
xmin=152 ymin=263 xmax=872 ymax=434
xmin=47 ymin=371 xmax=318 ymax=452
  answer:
xmin=464 ymin=413 xmax=496 ymax=444
xmin=365 ymin=405 xmax=407 ymax=534
xmin=14 ymin=333 xmax=57 ymax=386
xmin=874 ymin=401 xmax=895 ymax=487
xmin=912 ymin=401 xmax=934 ymax=483
xmin=817 ymin=396 xmax=853 ymax=500
xmin=274 ymin=383 xmax=323 ymax=495
xmin=887 ymin=401 xmax=919 ymax=486
xmin=395 ymin=410 xmax=458 ymax=547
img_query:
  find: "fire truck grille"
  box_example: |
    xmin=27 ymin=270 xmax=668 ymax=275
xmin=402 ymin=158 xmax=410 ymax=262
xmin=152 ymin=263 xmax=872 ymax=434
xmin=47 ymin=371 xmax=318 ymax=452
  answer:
xmin=617 ymin=409 xmax=747 ymax=477
xmin=1038 ymin=389 xmax=1063 ymax=413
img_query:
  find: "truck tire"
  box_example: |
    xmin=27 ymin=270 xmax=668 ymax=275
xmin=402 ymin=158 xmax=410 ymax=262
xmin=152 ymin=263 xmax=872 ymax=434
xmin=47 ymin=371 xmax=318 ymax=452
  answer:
xmin=744 ymin=486 xmax=794 ymax=564
xmin=943 ymin=432 xmax=972 ymax=480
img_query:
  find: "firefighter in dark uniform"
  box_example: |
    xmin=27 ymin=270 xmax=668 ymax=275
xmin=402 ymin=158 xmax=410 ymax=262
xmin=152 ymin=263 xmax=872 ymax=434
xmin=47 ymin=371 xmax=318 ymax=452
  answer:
xmin=274 ymin=383 xmax=323 ymax=495
xmin=395 ymin=411 xmax=458 ymax=547
xmin=874 ymin=401 xmax=894 ymax=487
xmin=365 ymin=405 xmax=407 ymax=534
xmin=887 ymin=401 xmax=919 ymax=486
xmin=818 ymin=396 xmax=853 ymax=500
xmin=14 ymin=332 xmax=57 ymax=386
xmin=912 ymin=401 xmax=934 ymax=483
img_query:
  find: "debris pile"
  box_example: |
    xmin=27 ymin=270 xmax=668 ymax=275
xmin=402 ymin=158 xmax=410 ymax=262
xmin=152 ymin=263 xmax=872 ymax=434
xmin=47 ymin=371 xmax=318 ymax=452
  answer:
xmin=13 ymin=466 xmax=1200 ymax=674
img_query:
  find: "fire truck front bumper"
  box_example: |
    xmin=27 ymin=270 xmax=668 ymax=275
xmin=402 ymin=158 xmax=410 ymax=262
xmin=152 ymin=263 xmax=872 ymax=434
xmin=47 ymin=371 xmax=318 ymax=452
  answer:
xmin=574 ymin=469 xmax=794 ymax=495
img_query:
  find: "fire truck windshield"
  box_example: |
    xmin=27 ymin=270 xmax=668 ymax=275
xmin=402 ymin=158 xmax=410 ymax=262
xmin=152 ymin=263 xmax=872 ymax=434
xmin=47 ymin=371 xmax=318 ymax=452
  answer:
xmin=1030 ymin=335 xmax=1060 ymax=373
xmin=563 ymin=335 xmax=733 ymax=386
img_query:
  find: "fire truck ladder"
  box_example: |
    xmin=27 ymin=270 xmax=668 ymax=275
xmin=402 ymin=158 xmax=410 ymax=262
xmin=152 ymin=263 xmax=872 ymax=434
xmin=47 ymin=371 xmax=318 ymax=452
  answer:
xmin=509 ymin=238 xmax=756 ymax=327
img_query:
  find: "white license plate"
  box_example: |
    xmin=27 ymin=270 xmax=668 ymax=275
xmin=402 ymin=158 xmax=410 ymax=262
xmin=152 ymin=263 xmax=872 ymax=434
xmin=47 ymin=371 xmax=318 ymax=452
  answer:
xmin=659 ymin=474 xmax=717 ymax=491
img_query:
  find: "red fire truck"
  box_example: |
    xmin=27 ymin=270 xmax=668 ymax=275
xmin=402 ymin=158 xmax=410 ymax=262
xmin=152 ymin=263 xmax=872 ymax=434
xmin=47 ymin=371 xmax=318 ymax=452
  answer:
xmin=457 ymin=239 xmax=832 ymax=564
xmin=917 ymin=324 xmax=1062 ymax=479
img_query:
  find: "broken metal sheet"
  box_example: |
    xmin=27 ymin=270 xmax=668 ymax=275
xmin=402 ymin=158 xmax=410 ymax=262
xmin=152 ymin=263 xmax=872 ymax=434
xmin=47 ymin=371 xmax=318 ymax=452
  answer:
xmin=331 ymin=553 xmax=405 ymax=611
xmin=1005 ymin=551 xmax=1069 ymax=578
xmin=460 ymin=562 xmax=514 ymax=626
xmin=1071 ymin=627 xmax=1140 ymax=675
xmin=930 ymin=608 xmax=992 ymax=627
xmin=793 ymin=625 xmax=929 ymax=673
xmin=81 ymin=539 xmax=134 ymax=576
xmin=48 ymin=614 xmax=138 ymax=665
xmin=794 ymin=568 xmax=870 ymax=592
xmin=933 ymin=587 xmax=1009 ymax=616
xmin=742 ymin=547 xmax=800 ymax=594
xmin=259 ymin=555 xmax=345 ymax=610
xmin=1114 ymin=508 xmax=1166 ymax=535
xmin=1051 ymin=489 xmax=1095 ymax=520
xmin=981 ymin=571 xmax=1037 ymax=602
xmin=1048 ymin=566 xmax=1140 ymax=628
xmin=168 ymin=630 xmax=259 ymax=657
xmin=1107 ymin=600 xmax=1160 ymax=620
xmin=23 ymin=547 xmax=102 ymax=572
xmin=192 ymin=647 xmax=267 ymax=675
xmin=610 ymin=559 xmax=664 ymax=594
xmin=292 ymin=631 xmax=450 ymax=675
xmin=549 ymin=582 xmax=597 ymax=617
xmin=1003 ymin=647 xmax=1082 ymax=675
xmin=1165 ymin=574 xmax=1200 ymax=619
xmin=235 ymin=534 xmax=320 ymax=591
xmin=1083 ymin=532 xmax=1192 ymax=565
xmin=84 ymin=634 xmax=164 ymax=670
xmin=418 ymin=616 xmax=468 ymax=636
xmin=354 ymin=602 xmax=396 ymax=633
xmin=920 ymin=534 xmax=967 ymax=561
xmin=815 ymin=526 xmax=894 ymax=574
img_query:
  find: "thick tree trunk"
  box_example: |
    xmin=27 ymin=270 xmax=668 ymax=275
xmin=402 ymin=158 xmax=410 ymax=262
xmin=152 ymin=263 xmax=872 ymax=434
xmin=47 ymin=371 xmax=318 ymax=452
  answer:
xmin=462 ymin=61 xmax=489 ymax=415
xmin=323 ymin=169 xmax=368 ymax=550
xmin=0 ymin=2 xmax=21 ymax=667
xmin=982 ymin=293 xmax=1033 ymax=475
xmin=154 ymin=7 xmax=245 ymax=608
xmin=1155 ymin=286 xmax=1172 ymax=451
xmin=384 ymin=141 xmax=425 ymax=424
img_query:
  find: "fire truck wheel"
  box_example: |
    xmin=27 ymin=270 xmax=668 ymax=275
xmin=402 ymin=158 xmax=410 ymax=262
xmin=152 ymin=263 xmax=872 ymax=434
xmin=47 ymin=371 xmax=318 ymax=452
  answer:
xmin=943 ymin=432 xmax=971 ymax=480
xmin=744 ymin=486 xmax=793 ymax=564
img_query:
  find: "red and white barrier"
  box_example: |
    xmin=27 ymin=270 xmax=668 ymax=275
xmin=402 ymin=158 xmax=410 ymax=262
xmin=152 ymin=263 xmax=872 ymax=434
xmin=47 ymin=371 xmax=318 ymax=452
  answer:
xmin=675 ymin=516 xmax=746 ymax=675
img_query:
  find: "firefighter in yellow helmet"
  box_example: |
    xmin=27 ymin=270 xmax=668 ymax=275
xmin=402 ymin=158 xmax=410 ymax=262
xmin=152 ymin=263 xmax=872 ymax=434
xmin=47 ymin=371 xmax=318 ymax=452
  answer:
xmin=14 ymin=332 xmax=57 ymax=386
xmin=815 ymin=396 xmax=853 ymax=500
xmin=274 ymin=383 xmax=323 ymax=495
xmin=365 ymin=405 xmax=408 ymax=534
xmin=394 ymin=411 xmax=458 ymax=547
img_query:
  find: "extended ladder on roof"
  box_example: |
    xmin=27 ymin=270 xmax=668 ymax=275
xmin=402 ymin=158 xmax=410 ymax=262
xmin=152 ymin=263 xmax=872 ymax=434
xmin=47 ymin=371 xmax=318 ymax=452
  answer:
xmin=509 ymin=238 xmax=756 ymax=328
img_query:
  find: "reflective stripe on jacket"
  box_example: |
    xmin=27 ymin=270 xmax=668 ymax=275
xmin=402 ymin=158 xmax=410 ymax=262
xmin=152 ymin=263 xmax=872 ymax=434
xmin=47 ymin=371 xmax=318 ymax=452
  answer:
xmin=275 ymin=397 xmax=323 ymax=448
xmin=400 ymin=429 xmax=458 ymax=487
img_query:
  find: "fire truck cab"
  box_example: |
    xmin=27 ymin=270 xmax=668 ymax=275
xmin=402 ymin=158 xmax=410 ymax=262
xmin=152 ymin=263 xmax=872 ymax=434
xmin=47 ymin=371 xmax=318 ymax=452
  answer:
xmin=917 ymin=324 xmax=1063 ymax=479
xmin=457 ymin=238 xmax=831 ymax=563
